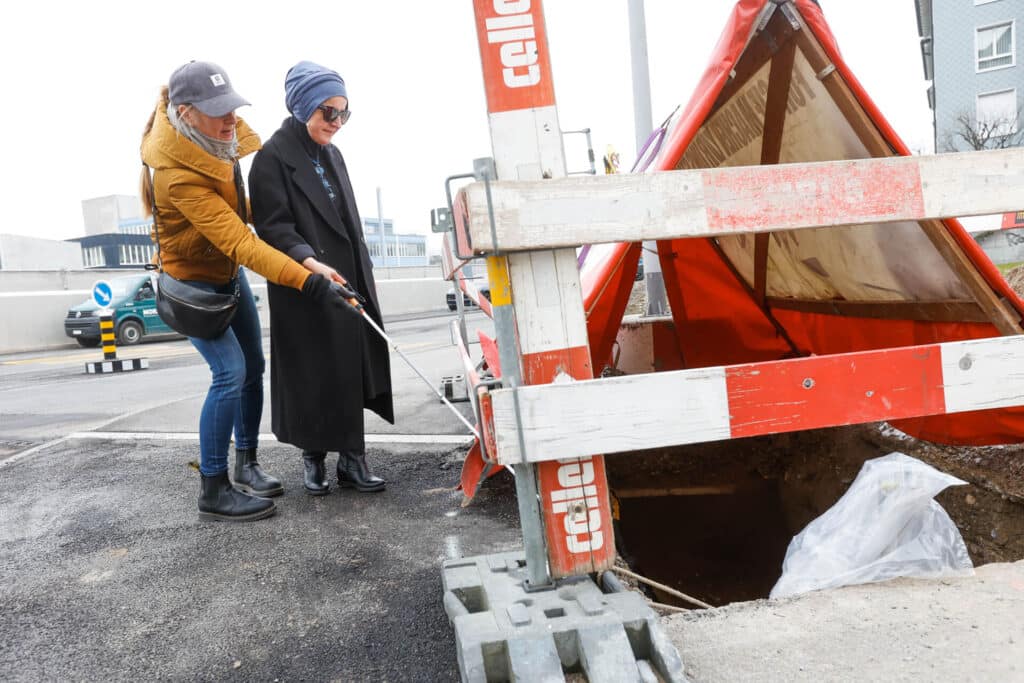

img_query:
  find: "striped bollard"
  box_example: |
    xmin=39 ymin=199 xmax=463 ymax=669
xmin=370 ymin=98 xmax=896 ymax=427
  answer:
xmin=85 ymin=309 xmax=149 ymax=375
xmin=100 ymin=312 xmax=117 ymax=360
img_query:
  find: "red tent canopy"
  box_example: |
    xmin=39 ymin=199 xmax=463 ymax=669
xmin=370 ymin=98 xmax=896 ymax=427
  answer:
xmin=582 ymin=0 xmax=1024 ymax=445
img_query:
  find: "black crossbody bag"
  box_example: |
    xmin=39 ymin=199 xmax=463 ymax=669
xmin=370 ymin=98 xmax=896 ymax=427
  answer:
xmin=144 ymin=162 xmax=243 ymax=339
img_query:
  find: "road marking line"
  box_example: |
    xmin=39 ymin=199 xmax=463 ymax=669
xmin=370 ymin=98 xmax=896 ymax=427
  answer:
xmin=0 ymin=436 xmax=70 ymax=470
xmin=67 ymin=431 xmax=475 ymax=445
xmin=1 ymin=345 xmax=197 ymax=366
xmin=2 ymin=340 xmax=448 ymax=367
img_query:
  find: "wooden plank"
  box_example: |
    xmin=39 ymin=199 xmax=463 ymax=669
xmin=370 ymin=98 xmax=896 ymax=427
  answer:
xmin=917 ymin=219 xmax=1022 ymax=334
xmin=941 ymin=335 xmax=1024 ymax=412
xmin=510 ymin=250 xmax=589 ymax=355
xmin=759 ymin=36 xmax=796 ymax=167
xmin=790 ymin=17 xmax=1024 ymax=336
xmin=471 ymin=0 xmax=615 ymax=580
xmin=487 ymin=334 xmax=1024 ymax=465
xmin=512 ymin=249 xmax=609 ymax=576
xmin=455 ymin=147 xmax=1024 ymax=253
xmin=753 ymin=235 xmax=770 ymax=307
xmin=726 ymin=344 xmax=946 ymax=439
xmin=614 ymin=485 xmax=738 ymax=498
xmin=753 ymin=36 xmax=796 ymax=307
xmin=749 ymin=38 xmax=794 ymax=309
xmin=767 ymin=296 xmax=990 ymax=323
xmin=492 ymin=367 xmax=732 ymax=464
xmin=703 ymin=12 xmax=795 ymax=136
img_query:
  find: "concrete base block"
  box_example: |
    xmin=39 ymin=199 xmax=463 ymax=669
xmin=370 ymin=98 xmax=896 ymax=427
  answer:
xmin=442 ymin=551 xmax=686 ymax=682
xmin=440 ymin=374 xmax=470 ymax=403
xmin=85 ymin=358 xmax=149 ymax=374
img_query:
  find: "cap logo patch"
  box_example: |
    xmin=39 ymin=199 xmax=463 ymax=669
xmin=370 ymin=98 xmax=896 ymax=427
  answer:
xmin=210 ymin=73 xmax=226 ymax=87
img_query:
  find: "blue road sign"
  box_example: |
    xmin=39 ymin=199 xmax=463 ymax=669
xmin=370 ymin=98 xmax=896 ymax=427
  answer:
xmin=92 ymin=280 xmax=113 ymax=308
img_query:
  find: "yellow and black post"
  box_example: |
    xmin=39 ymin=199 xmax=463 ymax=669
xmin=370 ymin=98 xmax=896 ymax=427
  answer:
xmin=84 ymin=308 xmax=149 ymax=375
xmin=100 ymin=312 xmax=117 ymax=361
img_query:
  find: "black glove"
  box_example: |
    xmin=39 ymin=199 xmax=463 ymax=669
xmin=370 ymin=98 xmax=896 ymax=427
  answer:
xmin=302 ymin=274 xmax=363 ymax=313
xmin=339 ymin=281 xmax=366 ymax=304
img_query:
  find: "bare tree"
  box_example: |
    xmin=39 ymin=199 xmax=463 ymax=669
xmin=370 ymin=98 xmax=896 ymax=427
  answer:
xmin=941 ymin=109 xmax=1024 ymax=152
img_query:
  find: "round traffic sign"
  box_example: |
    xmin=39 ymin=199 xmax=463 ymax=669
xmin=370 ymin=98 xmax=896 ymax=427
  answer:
xmin=91 ymin=280 xmax=114 ymax=308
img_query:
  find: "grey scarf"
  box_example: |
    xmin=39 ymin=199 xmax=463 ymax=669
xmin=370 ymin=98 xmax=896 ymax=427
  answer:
xmin=167 ymin=105 xmax=239 ymax=161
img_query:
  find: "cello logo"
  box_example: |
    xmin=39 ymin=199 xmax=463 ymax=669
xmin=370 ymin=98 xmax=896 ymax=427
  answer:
xmin=485 ymin=0 xmax=540 ymax=88
xmin=475 ymin=0 xmax=554 ymax=112
xmin=550 ymin=457 xmax=603 ymax=553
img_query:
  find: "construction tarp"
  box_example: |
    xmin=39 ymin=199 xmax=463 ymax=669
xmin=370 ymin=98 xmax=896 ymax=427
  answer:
xmin=582 ymin=0 xmax=1024 ymax=445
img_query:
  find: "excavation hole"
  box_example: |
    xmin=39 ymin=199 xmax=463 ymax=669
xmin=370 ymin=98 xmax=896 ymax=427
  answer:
xmin=615 ymin=476 xmax=790 ymax=606
xmin=606 ymin=424 xmax=1024 ymax=608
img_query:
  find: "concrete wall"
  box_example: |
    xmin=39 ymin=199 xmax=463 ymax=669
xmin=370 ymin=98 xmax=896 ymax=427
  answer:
xmin=373 ymin=265 xmax=444 ymax=280
xmin=0 ymin=268 xmax=451 ymax=354
xmin=975 ymin=228 xmax=1024 ymax=266
xmin=0 ymin=235 xmax=83 ymax=271
xmin=244 ymin=269 xmax=452 ymax=318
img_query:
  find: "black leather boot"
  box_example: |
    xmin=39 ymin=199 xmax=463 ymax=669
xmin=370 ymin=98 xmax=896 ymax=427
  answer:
xmin=198 ymin=471 xmax=276 ymax=522
xmin=303 ymin=451 xmax=330 ymax=496
xmin=337 ymin=451 xmax=386 ymax=493
xmin=233 ymin=447 xmax=283 ymax=497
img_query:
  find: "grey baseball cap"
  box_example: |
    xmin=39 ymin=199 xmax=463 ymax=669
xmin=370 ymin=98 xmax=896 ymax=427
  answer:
xmin=168 ymin=61 xmax=250 ymax=117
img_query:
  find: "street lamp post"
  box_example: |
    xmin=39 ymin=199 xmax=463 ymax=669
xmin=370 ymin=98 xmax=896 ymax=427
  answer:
xmin=628 ymin=0 xmax=667 ymax=315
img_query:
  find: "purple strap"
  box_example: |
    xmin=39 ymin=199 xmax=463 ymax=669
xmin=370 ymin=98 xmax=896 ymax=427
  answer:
xmin=577 ymin=122 xmax=671 ymax=269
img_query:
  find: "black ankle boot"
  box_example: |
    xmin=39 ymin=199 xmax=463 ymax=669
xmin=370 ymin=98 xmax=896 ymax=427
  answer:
xmin=198 ymin=471 xmax=276 ymax=522
xmin=337 ymin=451 xmax=386 ymax=493
xmin=303 ymin=451 xmax=330 ymax=496
xmin=233 ymin=448 xmax=283 ymax=497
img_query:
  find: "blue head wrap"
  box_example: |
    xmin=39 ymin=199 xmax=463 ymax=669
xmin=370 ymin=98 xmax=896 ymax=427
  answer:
xmin=284 ymin=61 xmax=347 ymax=123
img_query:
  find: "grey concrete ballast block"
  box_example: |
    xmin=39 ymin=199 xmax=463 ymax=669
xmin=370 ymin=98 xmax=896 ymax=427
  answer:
xmin=441 ymin=551 xmax=687 ymax=682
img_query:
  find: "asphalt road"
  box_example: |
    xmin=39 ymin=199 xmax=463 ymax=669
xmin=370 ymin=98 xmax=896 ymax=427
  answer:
xmin=0 ymin=310 xmax=522 ymax=681
xmin=0 ymin=310 xmax=491 ymax=447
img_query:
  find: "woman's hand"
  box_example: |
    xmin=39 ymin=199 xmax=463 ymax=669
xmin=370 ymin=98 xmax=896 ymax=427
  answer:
xmin=302 ymin=257 xmax=345 ymax=284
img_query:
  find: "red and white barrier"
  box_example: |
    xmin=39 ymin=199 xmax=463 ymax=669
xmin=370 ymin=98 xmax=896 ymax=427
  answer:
xmin=454 ymin=147 xmax=1024 ymax=254
xmin=488 ymin=334 xmax=1024 ymax=464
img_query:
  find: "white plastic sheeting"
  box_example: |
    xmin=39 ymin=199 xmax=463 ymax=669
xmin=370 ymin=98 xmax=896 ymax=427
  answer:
xmin=771 ymin=452 xmax=973 ymax=599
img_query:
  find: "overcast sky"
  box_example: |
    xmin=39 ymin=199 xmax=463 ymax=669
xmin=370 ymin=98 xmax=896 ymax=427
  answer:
xmin=0 ymin=1 xmax=930 ymax=252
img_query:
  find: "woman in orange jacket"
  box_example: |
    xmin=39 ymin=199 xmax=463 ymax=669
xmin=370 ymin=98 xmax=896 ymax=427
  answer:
xmin=140 ymin=61 xmax=354 ymax=522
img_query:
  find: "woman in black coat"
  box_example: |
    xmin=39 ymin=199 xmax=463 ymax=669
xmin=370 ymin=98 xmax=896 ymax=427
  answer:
xmin=249 ymin=61 xmax=394 ymax=495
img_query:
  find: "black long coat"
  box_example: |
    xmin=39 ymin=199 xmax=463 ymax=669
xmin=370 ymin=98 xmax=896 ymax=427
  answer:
xmin=249 ymin=118 xmax=394 ymax=452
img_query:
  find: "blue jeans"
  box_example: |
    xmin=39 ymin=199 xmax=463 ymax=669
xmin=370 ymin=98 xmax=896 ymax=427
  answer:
xmin=187 ymin=269 xmax=265 ymax=476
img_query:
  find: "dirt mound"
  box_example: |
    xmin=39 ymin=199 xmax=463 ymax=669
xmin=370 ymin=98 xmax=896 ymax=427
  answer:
xmin=1004 ymin=264 xmax=1024 ymax=298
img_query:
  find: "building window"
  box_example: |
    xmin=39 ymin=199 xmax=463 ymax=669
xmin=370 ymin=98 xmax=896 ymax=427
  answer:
xmin=977 ymin=22 xmax=1015 ymax=72
xmin=117 ymin=243 xmax=153 ymax=265
xmin=83 ymin=246 xmax=105 ymax=267
xmin=977 ymin=88 xmax=1018 ymax=136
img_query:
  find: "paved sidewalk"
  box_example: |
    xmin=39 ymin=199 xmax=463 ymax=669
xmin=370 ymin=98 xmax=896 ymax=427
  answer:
xmin=665 ymin=561 xmax=1024 ymax=682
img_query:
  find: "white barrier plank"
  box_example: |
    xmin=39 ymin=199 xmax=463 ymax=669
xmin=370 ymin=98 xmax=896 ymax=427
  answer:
xmin=941 ymin=336 xmax=1024 ymax=413
xmin=456 ymin=147 xmax=1024 ymax=253
xmin=491 ymin=367 xmax=731 ymax=464
xmin=488 ymin=335 xmax=1024 ymax=465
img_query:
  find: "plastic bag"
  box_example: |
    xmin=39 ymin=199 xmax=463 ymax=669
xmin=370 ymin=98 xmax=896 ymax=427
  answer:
xmin=770 ymin=452 xmax=973 ymax=599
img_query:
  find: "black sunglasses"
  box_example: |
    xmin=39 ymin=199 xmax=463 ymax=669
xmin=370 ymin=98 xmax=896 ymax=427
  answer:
xmin=317 ymin=105 xmax=351 ymax=124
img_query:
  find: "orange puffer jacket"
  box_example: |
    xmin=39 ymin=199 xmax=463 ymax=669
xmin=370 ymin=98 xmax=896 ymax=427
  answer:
xmin=141 ymin=92 xmax=310 ymax=290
